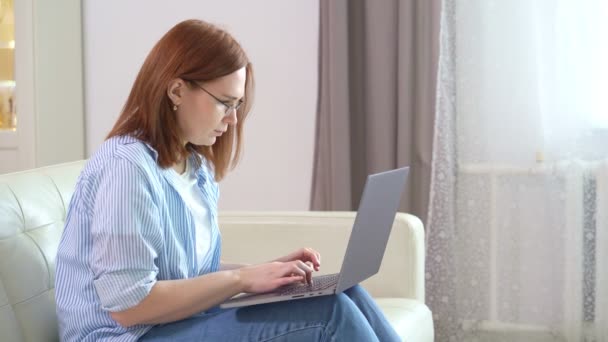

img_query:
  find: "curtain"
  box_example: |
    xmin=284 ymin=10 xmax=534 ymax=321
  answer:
xmin=427 ymin=0 xmax=608 ymax=340
xmin=311 ymin=0 xmax=441 ymax=223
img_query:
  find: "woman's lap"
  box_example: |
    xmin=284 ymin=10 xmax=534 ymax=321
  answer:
xmin=141 ymin=295 xmax=336 ymax=341
xmin=139 ymin=285 xmax=397 ymax=342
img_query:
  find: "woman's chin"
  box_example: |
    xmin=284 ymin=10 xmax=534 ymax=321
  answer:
xmin=188 ymin=134 xmax=217 ymax=147
xmin=201 ymin=136 xmax=217 ymax=146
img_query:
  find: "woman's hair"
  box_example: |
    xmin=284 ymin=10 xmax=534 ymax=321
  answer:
xmin=107 ymin=19 xmax=254 ymax=181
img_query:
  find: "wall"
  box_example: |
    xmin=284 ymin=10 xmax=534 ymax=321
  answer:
xmin=83 ymin=0 xmax=319 ymax=210
xmin=34 ymin=0 xmax=85 ymax=167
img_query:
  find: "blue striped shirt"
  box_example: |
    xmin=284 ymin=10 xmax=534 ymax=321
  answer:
xmin=55 ymin=135 xmax=222 ymax=341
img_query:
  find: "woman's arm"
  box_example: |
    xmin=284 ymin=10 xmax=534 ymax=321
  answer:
xmin=110 ymin=270 xmax=242 ymax=327
xmin=110 ymin=260 xmax=315 ymax=328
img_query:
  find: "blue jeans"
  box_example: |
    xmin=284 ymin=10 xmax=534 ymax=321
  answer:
xmin=139 ymin=285 xmax=400 ymax=341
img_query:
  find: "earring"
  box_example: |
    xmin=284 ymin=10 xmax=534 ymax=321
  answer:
xmin=173 ymin=104 xmax=178 ymax=111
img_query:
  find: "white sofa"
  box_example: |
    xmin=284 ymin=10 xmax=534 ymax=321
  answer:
xmin=0 ymin=161 xmax=434 ymax=341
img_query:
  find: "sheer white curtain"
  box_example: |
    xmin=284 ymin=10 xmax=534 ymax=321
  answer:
xmin=427 ymin=0 xmax=608 ymax=341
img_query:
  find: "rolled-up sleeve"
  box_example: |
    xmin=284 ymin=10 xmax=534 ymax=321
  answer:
xmin=90 ymin=157 xmax=163 ymax=312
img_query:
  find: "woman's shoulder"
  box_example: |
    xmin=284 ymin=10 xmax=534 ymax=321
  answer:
xmin=82 ymin=135 xmax=161 ymax=180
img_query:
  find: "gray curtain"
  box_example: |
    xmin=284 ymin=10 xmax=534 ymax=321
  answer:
xmin=311 ymin=0 xmax=441 ymax=224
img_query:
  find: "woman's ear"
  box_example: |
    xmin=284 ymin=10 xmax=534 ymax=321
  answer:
xmin=167 ymin=78 xmax=185 ymax=106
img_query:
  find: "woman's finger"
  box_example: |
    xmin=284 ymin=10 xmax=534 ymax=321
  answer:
xmin=296 ymin=260 xmax=314 ymax=273
xmin=305 ymin=249 xmax=321 ymax=270
xmin=288 ymin=263 xmax=307 ymax=277
xmin=275 ymin=275 xmax=304 ymax=287
xmin=312 ymin=252 xmax=321 ymax=270
xmin=295 ymin=261 xmax=314 ymax=284
xmin=305 ymin=261 xmax=314 ymax=283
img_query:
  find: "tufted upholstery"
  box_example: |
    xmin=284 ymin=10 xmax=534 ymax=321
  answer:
xmin=0 ymin=161 xmax=83 ymax=342
xmin=0 ymin=161 xmax=434 ymax=342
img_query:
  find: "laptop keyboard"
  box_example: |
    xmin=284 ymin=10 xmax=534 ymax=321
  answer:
xmin=277 ymin=273 xmax=340 ymax=296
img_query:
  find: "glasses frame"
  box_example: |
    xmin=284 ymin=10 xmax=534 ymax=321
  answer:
xmin=191 ymin=82 xmax=243 ymax=116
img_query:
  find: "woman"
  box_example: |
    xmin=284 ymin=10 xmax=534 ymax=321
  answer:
xmin=55 ymin=19 xmax=400 ymax=341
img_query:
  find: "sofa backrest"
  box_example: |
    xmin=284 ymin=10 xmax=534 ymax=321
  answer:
xmin=0 ymin=161 xmax=85 ymax=342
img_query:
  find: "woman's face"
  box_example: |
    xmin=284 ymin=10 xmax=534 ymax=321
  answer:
xmin=170 ymin=67 xmax=246 ymax=146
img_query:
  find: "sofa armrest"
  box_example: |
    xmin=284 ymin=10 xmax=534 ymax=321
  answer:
xmin=218 ymin=211 xmax=425 ymax=302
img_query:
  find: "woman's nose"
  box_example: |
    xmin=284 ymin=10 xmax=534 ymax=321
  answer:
xmin=224 ymin=108 xmax=238 ymax=125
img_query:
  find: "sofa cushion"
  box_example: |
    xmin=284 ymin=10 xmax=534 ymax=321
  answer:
xmin=377 ymin=298 xmax=434 ymax=342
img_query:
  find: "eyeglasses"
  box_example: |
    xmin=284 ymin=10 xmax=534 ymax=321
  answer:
xmin=192 ymin=82 xmax=243 ymax=116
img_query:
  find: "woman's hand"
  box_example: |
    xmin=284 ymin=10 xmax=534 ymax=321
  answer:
xmin=273 ymin=247 xmax=321 ymax=284
xmin=236 ymin=261 xmax=315 ymax=293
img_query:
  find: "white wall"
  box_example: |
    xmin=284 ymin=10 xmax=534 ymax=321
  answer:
xmin=83 ymin=0 xmax=318 ymax=210
xmin=34 ymin=0 xmax=85 ymax=167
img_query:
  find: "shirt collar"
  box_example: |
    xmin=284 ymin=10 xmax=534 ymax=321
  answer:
xmin=120 ymin=135 xmax=215 ymax=184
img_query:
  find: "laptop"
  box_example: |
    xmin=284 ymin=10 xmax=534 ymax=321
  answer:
xmin=219 ymin=167 xmax=409 ymax=309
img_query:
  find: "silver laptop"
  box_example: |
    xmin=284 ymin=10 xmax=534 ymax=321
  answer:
xmin=219 ymin=167 xmax=409 ymax=309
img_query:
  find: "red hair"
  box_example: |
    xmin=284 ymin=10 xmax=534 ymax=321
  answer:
xmin=107 ymin=19 xmax=254 ymax=181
